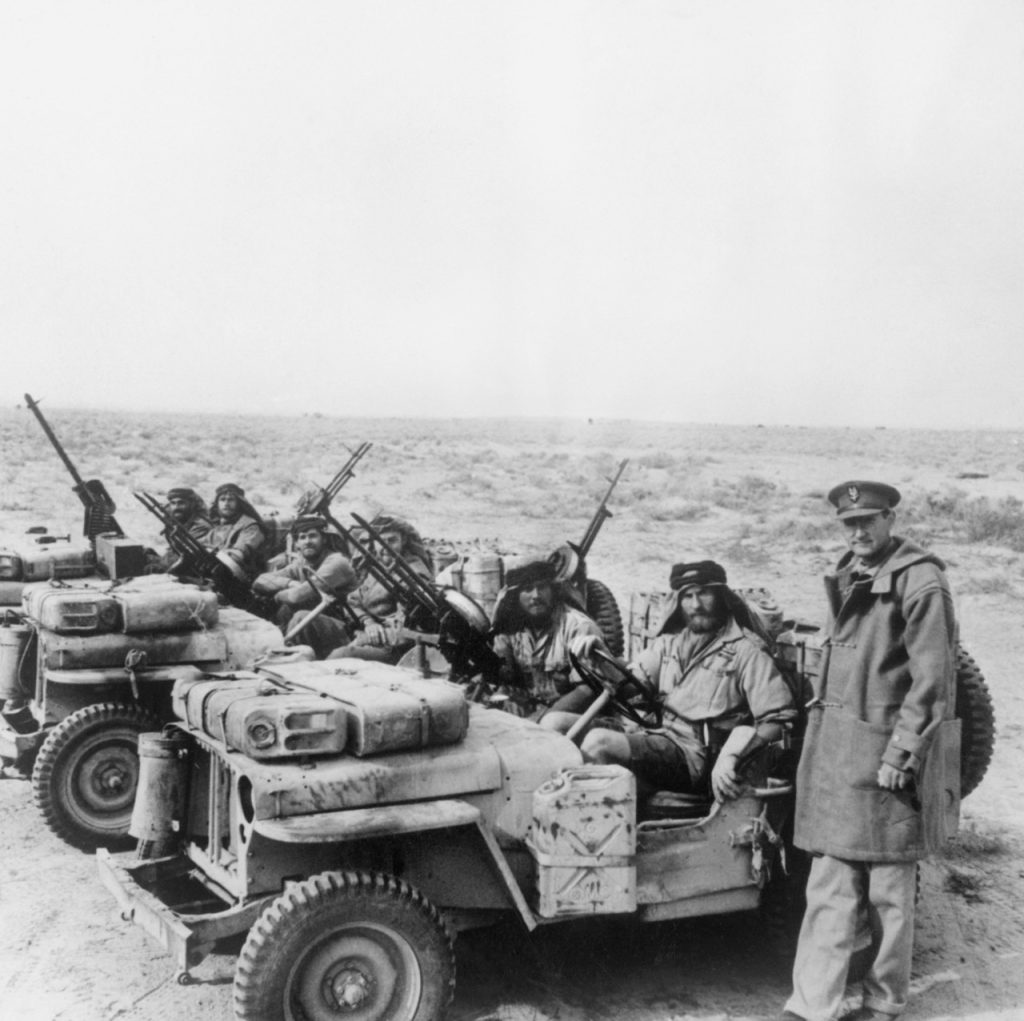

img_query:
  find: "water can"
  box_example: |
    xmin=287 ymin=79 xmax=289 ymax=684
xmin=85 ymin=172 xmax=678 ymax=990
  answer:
xmin=0 ymin=616 xmax=33 ymax=701
xmin=130 ymin=731 xmax=189 ymax=852
xmin=527 ymin=764 xmax=637 ymax=917
xmin=461 ymin=553 xmax=503 ymax=615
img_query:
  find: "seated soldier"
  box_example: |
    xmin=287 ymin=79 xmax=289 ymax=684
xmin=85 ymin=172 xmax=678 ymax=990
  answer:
xmin=206 ymin=482 xmax=267 ymax=581
xmin=490 ymin=558 xmax=605 ymax=729
xmin=328 ymin=513 xmax=434 ymax=664
xmin=252 ymin=514 xmax=357 ymax=659
xmin=146 ymin=486 xmax=212 ymax=573
xmin=575 ymin=560 xmax=797 ymax=801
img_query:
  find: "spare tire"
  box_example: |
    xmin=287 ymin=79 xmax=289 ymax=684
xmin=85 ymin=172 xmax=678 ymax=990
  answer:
xmin=956 ymin=645 xmax=995 ymax=799
xmin=585 ymin=579 xmax=624 ymax=657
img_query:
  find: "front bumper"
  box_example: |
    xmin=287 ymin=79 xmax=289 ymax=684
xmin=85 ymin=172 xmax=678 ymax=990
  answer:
xmin=96 ymin=849 xmax=272 ymax=979
xmin=0 ymin=723 xmax=45 ymax=763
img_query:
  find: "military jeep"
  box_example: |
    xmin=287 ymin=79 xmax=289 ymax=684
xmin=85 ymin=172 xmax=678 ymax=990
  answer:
xmin=99 ymin=649 xmax=807 ymax=1021
xmin=0 ymin=571 xmax=282 ymax=851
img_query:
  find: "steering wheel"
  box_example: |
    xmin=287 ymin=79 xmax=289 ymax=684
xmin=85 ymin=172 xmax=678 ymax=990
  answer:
xmin=568 ymin=647 xmax=662 ymax=728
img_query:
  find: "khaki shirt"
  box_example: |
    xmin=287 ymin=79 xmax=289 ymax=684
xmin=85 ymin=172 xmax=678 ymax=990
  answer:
xmin=633 ymin=617 xmax=796 ymax=748
xmin=253 ymin=549 xmax=356 ymax=608
xmin=492 ymin=604 xmax=603 ymax=705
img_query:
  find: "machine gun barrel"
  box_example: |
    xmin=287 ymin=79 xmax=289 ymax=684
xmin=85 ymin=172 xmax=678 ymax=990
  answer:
xmin=296 ymin=442 xmax=373 ymax=518
xmin=576 ymin=458 xmax=629 ymax=560
xmin=342 ymin=515 xmax=441 ymax=622
xmin=25 ymin=392 xmax=123 ymax=539
xmin=350 ymin=514 xmax=445 ymax=618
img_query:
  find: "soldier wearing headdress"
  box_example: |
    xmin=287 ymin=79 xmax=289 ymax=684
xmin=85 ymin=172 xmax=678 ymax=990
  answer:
xmin=576 ymin=559 xmax=796 ymax=799
xmin=146 ymin=486 xmax=212 ymax=573
xmin=488 ymin=557 xmax=605 ymax=727
xmin=252 ymin=514 xmax=356 ymax=658
xmin=328 ymin=513 xmax=435 ymax=664
xmin=205 ymin=482 xmax=267 ymax=580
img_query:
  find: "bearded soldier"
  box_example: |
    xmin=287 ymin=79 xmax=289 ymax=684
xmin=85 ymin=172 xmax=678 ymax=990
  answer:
xmin=576 ymin=560 xmax=796 ymax=799
xmin=488 ymin=558 xmax=605 ymax=728
xmin=252 ymin=514 xmax=356 ymax=659
xmin=206 ymin=482 xmax=267 ymax=581
xmin=145 ymin=486 xmax=212 ymax=573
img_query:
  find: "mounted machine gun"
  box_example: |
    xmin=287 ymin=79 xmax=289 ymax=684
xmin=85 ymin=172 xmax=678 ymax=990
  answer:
xmin=24 ymin=392 xmax=122 ymax=542
xmin=549 ymin=458 xmax=629 ymax=654
xmin=134 ymin=491 xmax=269 ymax=617
xmin=342 ymin=513 xmax=499 ymax=684
xmin=294 ymin=442 xmax=373 ymax=539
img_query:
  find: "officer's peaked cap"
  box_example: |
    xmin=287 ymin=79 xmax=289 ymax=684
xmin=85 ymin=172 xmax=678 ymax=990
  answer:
xmin=827 ymin=480 xmax=901 ymax=520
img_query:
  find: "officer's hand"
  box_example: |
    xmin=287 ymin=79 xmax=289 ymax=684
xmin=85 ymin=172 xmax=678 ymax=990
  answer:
xmin=362 ymin=623 xmax=389 ymax=647
xmin=570 ymin=634 xmax=602 ymax=660
xmin=711 ymin=753 xmax=743 ymax=802
xmin=877 ymin=763 xmax=912 ymax=790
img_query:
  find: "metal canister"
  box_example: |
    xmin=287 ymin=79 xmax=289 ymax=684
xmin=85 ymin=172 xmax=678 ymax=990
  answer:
xmin=130 ymin=731 xmax=189 ymax=854
xmin=461 ymin=553 xmax=504 ymax=615
xmin=0 ymin=615 xmax=33 ymax=702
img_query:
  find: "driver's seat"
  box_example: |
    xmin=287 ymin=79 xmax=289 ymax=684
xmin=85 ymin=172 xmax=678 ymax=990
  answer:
xmin=642 ymin=789 xmax=714 ymax=821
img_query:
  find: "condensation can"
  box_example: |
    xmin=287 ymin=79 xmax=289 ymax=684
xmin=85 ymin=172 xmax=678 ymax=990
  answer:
xmin=0 ymin=618 xmax=33 ymax=702
xmin=461 ymin=553 xmax=503 ymax=614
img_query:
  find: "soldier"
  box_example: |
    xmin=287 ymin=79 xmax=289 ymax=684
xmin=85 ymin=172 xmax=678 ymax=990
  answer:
xmin=147 ymin=486 xmax=211 ymax=573
xmin=489 ymin=558 xmax=605 ymax=727
xmin=328 ymin=513 xmax=434 ymax=664
xmin=252 ymin=514 xmax=357 ymax=659
xmin=575 ymin=560 xmax=796 ymax=799
xmin=778 ymin=482 xmax=959 ymax=1021
xmin=205 ymin=482 xmax=267 ymax=580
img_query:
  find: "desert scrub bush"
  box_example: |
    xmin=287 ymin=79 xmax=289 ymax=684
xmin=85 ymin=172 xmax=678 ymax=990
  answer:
xmin=711 ymin=475 xmax=789 ymax=513
xmin=761 ymin=515 xmax=835 ymax=544
xmin=645 ymin=498 xmax=712 ymax=523
xmin=909 ymin=489 xmax=1024 ymax=552
xmin=957 ymin=573 xmax=1018 ymax=596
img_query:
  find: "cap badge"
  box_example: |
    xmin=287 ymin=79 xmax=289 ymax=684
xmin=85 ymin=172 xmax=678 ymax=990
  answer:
xmin=847 ymin=484 xmax=860 ymax=503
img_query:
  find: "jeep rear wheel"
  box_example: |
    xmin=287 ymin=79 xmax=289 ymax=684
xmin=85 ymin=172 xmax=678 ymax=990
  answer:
xmin=585 ymin=578 xmax=624 ymax=657
xmin=31 ymin=702 xmax=160 ymax=852
xmin=235 ymin=870 xmax=455 ymax=1021
xmin=956 ymin=645 xmax=995 ymax=798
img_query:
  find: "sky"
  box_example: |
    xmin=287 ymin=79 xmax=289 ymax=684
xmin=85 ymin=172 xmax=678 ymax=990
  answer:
xmin=1 ymin=1 xmax=1022 ymax=429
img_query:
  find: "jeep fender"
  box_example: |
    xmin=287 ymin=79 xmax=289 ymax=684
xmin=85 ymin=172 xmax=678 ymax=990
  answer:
xmin=253 ymin=798 xmax=538 ymax=930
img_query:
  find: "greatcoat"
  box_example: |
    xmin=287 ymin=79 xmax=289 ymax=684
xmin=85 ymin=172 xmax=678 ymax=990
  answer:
xmin=794 ymin=536 xmax=960 ymax=862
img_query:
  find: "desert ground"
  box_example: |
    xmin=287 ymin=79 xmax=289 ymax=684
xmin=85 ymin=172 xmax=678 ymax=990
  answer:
xmin=0 ymin=408 xmax=1022 ymax=1021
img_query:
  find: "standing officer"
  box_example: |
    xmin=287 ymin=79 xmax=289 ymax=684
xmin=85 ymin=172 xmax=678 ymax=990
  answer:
xmin=779 ymin=482 xmax=960 ymax=1021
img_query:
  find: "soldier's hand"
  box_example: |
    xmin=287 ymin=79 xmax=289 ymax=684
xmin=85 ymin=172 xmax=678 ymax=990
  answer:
xmin=362 ymin=623 xmax=389 ymax=647
xmin=711 ymin=753 xmax=743 ymax=802
xmin=877 ymin=763 xmax=912 ymax=790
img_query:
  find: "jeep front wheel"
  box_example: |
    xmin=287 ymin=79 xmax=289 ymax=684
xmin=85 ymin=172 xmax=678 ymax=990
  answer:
xmin=235 ymin=870 xmax=456 ymax=1021
xmin=31 ymin=702 xmax=160 ymax=852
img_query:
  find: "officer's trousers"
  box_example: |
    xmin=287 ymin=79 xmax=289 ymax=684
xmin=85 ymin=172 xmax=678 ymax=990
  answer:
xmin=784 ymin=854 xmax=917 ymax=1021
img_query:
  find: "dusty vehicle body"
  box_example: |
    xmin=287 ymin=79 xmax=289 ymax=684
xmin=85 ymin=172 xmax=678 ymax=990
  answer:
xmin=100 ymin=658 xmax=798 ymax=1021
xmin=0 ymin=571 xmax=282 ymax=850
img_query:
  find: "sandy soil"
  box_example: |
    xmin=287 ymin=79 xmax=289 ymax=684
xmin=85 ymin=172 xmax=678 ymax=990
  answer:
xmin=0 ymin=418 xmax=1021 ymax=1021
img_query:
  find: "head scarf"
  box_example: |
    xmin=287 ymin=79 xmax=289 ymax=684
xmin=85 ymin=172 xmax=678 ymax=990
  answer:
xmin=669 ymin=560 xmax=728 ymax=591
